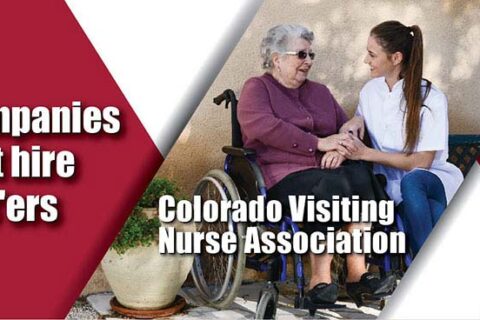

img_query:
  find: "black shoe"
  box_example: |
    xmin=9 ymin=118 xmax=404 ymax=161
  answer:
xmin=306 ymin=282 xmax=339 ymax=305
xmin=346 ymin=273 xmax=396 ymax=307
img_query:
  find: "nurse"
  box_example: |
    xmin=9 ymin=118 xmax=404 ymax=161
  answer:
xmin=340 ymin=20 xmax=463 ymax=257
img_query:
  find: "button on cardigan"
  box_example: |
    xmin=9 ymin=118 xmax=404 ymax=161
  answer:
xmin=237 ymin=73 xmax=348 ymax=189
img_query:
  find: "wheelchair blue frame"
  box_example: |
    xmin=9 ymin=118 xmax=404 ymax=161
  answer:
xmin=224 ymin=153 xmax=304 ymax=281
xmin=223 ymin=151 xmax=311 ymax=306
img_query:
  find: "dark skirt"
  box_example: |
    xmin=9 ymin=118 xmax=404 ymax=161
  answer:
xmin=267 ymin=161 xmax=388 ymax=234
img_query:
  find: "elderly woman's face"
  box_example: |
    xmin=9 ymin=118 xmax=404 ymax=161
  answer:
xmin=274 ymin=38 xmax=313 ymax=88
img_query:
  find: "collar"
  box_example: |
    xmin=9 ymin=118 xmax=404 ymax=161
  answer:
xmin=391 ymin=78 xmax=404 ymax=92
xmin=380 ymin=77 xmax=404 ymax=95
xmin=264 ymin=72 xmax=306 ymax=98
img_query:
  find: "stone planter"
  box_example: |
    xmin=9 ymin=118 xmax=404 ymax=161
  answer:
xmin=102 ymin=211 xmax=194 ymax=310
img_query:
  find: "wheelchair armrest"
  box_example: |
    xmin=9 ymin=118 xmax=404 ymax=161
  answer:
xmin=222 ymin=146 xmax=257 ymax=157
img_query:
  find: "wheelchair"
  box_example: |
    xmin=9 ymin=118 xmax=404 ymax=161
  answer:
xmin=189 ymin=89 xmax=409 ymax=319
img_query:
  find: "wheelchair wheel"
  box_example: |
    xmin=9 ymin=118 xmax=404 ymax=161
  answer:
xmin=190 ymin=169 xmax=246 ymax=309
xmin=255 ymin=282 xmax=278 ymax=320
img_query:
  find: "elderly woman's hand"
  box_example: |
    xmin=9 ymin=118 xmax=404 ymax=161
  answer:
xmin=317 ymin=133 xmax=349 ymax=152
xmin=339 ymin=116 xmax=365 ymax=139
xmin=338 ymin=134 xmax=370 ymax=160
xmin=321 ymin=151 xmax=345 ymax=169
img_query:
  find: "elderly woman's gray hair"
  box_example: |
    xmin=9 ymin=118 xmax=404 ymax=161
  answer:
xmin=260 ymin=24 xmax=314 ymax=69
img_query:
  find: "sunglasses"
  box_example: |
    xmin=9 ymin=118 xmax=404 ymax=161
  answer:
xmin=284 ymin=50 xmax=315 ymax=60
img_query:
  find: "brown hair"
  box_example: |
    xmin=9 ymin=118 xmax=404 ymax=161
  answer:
xmin=371 ymin=21 xmax=431 ymax=153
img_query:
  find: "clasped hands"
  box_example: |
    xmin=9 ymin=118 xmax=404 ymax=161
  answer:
xmin=318 ymin=116 xmax=368 ymax=169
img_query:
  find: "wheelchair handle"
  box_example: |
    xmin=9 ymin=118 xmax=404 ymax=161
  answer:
xmin=213 ymin=89 xmax=243 ymax=148
xmin=213 ymin=89 xmax=236 ymax=108
xmin=213 ymin=92 xmax=227 ymax=106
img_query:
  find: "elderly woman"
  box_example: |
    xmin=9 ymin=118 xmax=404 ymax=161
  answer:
xmin=237 ymin=24 xmax=395 ymax=306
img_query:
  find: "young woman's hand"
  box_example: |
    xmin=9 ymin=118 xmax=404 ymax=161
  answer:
xmin=340 ymin=134 xmax=437 ymax=170
xmin=339 ymin=116 xmax=365 ymax=139
xmin=339 ymin=134 xmax=370 ymax=160
xmin=321 ymin=151 xmax=345 ymax=169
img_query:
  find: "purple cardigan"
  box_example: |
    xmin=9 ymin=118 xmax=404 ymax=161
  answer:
xmin=237 ymin=73 xmax=348 ymax=189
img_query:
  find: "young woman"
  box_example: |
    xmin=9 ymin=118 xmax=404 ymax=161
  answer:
xmin=340 ymin=21 xmax=464 ymax=257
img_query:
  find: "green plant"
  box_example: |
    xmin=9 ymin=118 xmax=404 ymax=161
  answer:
xmin=138 ymin=178 xmax=179 ymax=208
xmin=111 ymin=207 xmax=161 ymax=254
xmin=112 ymin=177 xmax=180 ymax=254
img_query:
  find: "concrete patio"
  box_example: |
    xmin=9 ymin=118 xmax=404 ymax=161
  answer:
xmin=67 ymin=281 xmax=384 ymax=319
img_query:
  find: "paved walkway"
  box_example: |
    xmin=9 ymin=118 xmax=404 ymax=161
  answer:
xmin=67 ymin=282 xmax=384 ymax=319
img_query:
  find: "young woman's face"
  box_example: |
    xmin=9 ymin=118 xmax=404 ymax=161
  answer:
xmin=364 ymin=36 xmax=396 ymax=78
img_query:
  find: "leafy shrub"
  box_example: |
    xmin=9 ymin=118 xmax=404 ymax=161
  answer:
xmin=138 ymin=178 xmax=179 ymax=208
xmin=111 ymin=177 xmax=180 ymax=254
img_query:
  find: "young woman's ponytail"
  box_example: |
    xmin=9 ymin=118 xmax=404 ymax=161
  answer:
xmin=371 ymin=21 xmax=431 ymax=153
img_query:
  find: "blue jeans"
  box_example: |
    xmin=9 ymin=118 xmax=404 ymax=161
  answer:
xmin=398 ymin=170 xmax=447 ymax=257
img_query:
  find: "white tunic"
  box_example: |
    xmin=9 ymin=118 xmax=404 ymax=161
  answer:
xmin=356 ymin=77 xmax=463 ymax=204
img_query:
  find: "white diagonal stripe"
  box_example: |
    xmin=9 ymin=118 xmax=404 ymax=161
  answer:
xmin=380 ymin=163 xmax=480 ymax=319
xmin=65 ymin=0 xmax=262 ymax=156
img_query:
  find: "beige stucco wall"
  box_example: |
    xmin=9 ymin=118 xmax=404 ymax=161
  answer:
xmin=158 ymin=0 xmax=480 ymax=196
xmin=84 ymin=0 xmax=480 ymax=295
